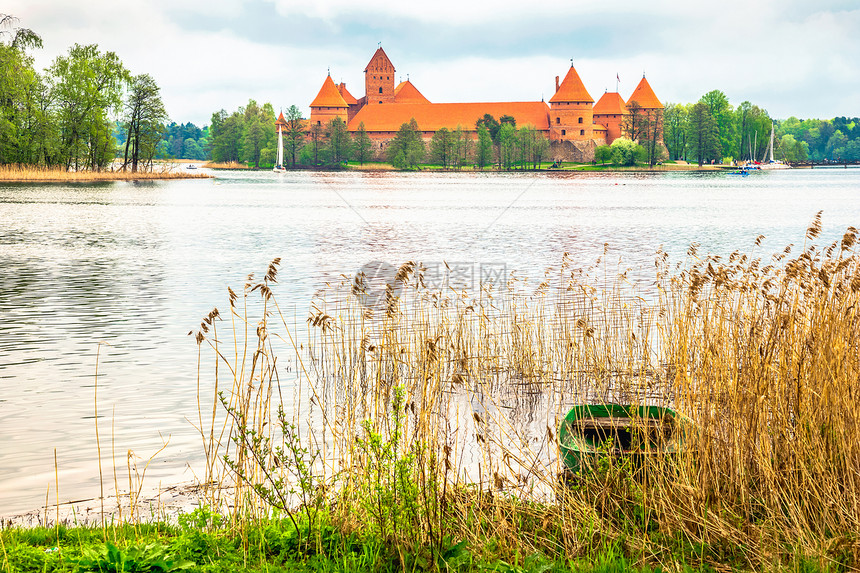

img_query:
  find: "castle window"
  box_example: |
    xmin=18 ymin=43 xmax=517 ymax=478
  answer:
xmin=580 ymin=130 xmax=585 ymax=136
xmin=578 ymin=117 xmax=583 ymax=124
xmin=379 ymin=87 xmax=383 ymax=94
xmin=317 ymin=121 xmax=321 ymax=126
xmin=561 ymin=129 xmax=566 ymax=135
xmin=556 ymin=117 xmax=560 ymax=124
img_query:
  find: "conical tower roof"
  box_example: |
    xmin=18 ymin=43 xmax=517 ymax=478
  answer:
xmin=364 ymin=47 xmax=395 ymax=73
xmin=310 ymin=75 xmax=348 ymax=108
xmin=549 ymin=64 xmax=593 ymax=104
xmin=394 ymin=80 xmax=430 ymax=104
xmin=627 ymin=76 xmax=662 ymax=109
xmin=275 ymin=111 xmax=287 ymax=126
xmin=593 ymin=91 xmax=627 ymax=115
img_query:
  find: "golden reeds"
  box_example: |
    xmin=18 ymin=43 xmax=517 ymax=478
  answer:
xmin=201 ymin=161 xmax=249 ymax=170
xmin=196 ymin=221 xmax=860 ymax=570
xmin=0 ymin=164 xmax=211 ymax=182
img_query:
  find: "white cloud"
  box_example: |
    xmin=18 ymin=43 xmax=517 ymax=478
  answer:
xmin=6 ymin=0 xmax=860 ymax=123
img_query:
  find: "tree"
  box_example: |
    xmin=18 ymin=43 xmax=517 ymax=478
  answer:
xmin=498 ymin=122 xmax=516 ymax=169
xmin=700 ymin=89 xmax=734 ymax=159
xmin=240 ymin=99 xmax=270 ymax=168
xmin=610 ymin=137 xmax=640 ymax=166
xmin=48 ymin=44 xmax=129 ymax=170
xmin=122 ymin=74 xmax=167 ymax=172
xmin=594 ymin=145 xmax=612 ymax=165
xmin=210 ymin=109 xmax=243 ymax=163
xmin=284 ymin=105 xmax=304 ymax=168
xmin=622 ymin=101 xmax=647 ymax=143
xmin=354 ymin=121 xmax=372 ymax=165
xmin=476 ymin=125 xmax=493 ymax=170
xmin=387 ymin=118 xmax=424 ymax=169
xmin=325 ymin=117 xmax=352 ymax=166
xmin=663 ymin=103 xmax=688 ymax=160
xmin=686 ymin=102 xmax=719 ymax=166
xmin=429 ymin=127 xmax=455 ymax=168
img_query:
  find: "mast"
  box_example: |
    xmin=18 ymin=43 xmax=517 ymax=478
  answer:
xmin=276 ymin=124 xmax=284 ymax=168
xmin=767 ymin=124 xmax=775 ymax=163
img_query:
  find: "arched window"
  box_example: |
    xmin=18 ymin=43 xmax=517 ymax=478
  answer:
xmin=578 ymin=117 xmax=583 ymax=124
xmin=379 ymin=87 xmax=383 ymax=94
xmin=556 ymin=117 xmax=560 ymax=124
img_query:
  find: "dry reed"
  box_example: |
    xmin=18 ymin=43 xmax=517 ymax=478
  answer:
xmin=195 ymin=218 xmax=860 ymax=570
xmin=0 ymin=164 xmax=211 ymax=182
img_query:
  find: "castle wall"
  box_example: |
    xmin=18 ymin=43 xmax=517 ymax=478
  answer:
xmin=309 ymin=106 xmax=348 ymax=128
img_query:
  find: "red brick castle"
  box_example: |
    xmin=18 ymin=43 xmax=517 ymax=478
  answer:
xmin=306 ymin=48 xmax=664 ymax=161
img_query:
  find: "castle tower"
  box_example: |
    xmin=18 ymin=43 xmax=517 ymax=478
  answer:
xmin=549 ymin=63 xmax=594 ymax=142
xmin=309 ymin=73 xmax=349 ymax=127
xmin=593 ymin=91 xmax=627 ymax=145
xmin=625 ymin=75 xmax=664 ymax=142
xmin=364 ymin=47 xmax=396 ymax=105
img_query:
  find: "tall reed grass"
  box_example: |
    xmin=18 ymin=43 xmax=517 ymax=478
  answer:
xmin=194 ymin=216 xmax=860 ymax=570
xmin=0 ymin=164 xmax=211 ymax=182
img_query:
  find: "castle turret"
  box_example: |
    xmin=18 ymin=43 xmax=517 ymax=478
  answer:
xmin=593 ymin=91 xmax=627 ymax=145
xmin=309 ymin=73 xmax=349 ymax=127
xmin=364 ymin=47 xmax=396 ymax=105
xmin=625 ymin=75 xmax=664 ymax=142
xmin=549 ymin=63 xmax=594 ymax=142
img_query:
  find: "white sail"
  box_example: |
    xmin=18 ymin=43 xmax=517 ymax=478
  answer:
xmin=273 ymin=124 xmax=286 ymax=172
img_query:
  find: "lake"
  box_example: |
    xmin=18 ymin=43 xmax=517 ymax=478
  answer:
xmin=1 ymin=168 xmax=858 ymax=515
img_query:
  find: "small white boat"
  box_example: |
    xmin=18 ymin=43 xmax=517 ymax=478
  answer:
xmin=186 ymin=164 xmax=197 ymax=170
xmin=759 ymin=125 xmax=791 ymax=170
xmin=273 ymin=124 xmax=287 ymax=173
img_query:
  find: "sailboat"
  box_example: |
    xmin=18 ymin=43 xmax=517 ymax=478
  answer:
xmin=273 ymin=124 xmax=287 ymax=173
xmin=759 ymin=124 xmax=791 ymax=170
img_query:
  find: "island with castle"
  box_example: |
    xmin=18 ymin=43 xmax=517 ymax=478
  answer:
xmin=289 ymin=47 xmax=665 ymax=164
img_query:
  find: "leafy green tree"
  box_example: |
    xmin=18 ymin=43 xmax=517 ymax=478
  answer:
xmin=452 ymin=126 xmax=469 ymax=169
xmin=610 ymin=137 xmax=639 ymax=166
xmin=283 ymin=105 xmax=304 ymax=168
xmin=594 ymin=145 xmax=612 ymax=165
xmin=325 ymin=118 xmax=352 ymax=166
xmin=48 ymin=43 xmax=129 ymax=170
xmin=240 ymin=99 xmax=275 ymax=168
xmin=686 ymin=102 xmax=719 ymax=166
xmin=210 ymin=109 xmax=243 ymax=163
xmin=663 ymin=103 xmax=688 ymax=160
xmin=122 ymin=73 xmax=167 ymax=172
xmin=476 ymin=125 xmax=493 ymax=170
xmin=476 ymin=114 xmax=501 ymax=141
xmin=777 ymin=134 xmax=808 ymax=162
xmin=622 ymin=101 xmax=647 ymax=143
xmin=498 ymin=122 xmax=516 ymax=169
xmin=429 ymin=127 xmax=455 ymax=168
xmin=354 ymin=121 xmax=372 ymax=165
xmin=387 ymin=118 xmax=424 ymax=169
xmin=826 ymin=130 xmax=848 ymax=160
xmin=699 ymin=89 xmax=734 ymax=159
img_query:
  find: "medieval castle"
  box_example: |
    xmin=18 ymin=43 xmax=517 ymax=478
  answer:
xmin=296 ymin=47 xmax=664 ymax=161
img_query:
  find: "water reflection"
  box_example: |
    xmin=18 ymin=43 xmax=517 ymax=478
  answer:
xmin=0 ymin=168 xmax=858 ymax=514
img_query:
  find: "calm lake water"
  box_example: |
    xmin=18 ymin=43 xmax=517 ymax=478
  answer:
xmin=1 ymin=168 xmax=859 ymax=514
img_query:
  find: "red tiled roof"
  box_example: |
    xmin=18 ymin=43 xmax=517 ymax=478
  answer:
xmin=593 ymin=91 xmax=627 ymax=115
xmin=394 ymin=80 xmax=430 ymax=104
xmin=338 ymin=83 xmax=358 ymax=105
xmin=364 ymin=47 xmax=395 ymax=73
xmin=310 ymin=75 xmax=348 ymax=108
xmin=348 ymin=102 xmax=550 ymax=132
xmin=627 ymin=76 xmax=663 ymax=109
xmin=593 ymin=124 xmax=607 ymax=132
xmin=275 ymin=111 xmax=287 ymax=126
xmin=549 ymin=65 xmax=593 ymax=103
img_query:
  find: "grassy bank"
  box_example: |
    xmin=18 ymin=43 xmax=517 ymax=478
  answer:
xmin=3 ymin=218 xmax=859 ymax=572
xmin=0 ymin=165 xmax=212 ymax=182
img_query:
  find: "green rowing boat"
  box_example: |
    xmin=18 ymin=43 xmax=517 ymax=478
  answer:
xmin=558 ymin=404 xmax=681 ymax=474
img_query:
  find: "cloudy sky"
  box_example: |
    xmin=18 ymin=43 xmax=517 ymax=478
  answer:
xmin=7 ymin=0 xmax=859 ymax=126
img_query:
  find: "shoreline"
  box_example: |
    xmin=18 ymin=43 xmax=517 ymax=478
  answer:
xmin=0 ymin=164 xmax=213 ymax=183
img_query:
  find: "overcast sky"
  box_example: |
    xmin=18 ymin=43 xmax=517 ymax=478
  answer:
xmin=8 ymin=1 xmax=860 ymax=126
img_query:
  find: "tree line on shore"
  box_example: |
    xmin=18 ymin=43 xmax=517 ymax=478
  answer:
xmin=663 ymin=90 xmax=860 ymax=165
